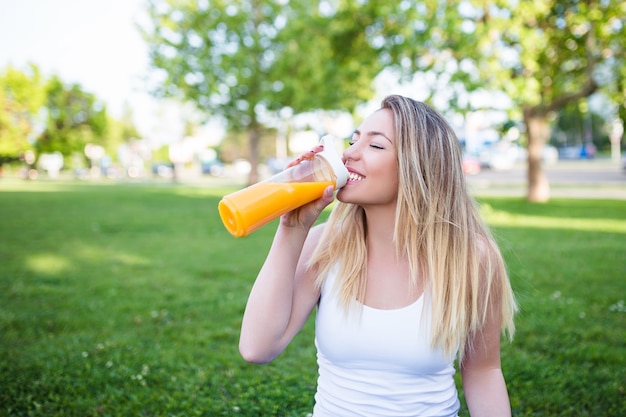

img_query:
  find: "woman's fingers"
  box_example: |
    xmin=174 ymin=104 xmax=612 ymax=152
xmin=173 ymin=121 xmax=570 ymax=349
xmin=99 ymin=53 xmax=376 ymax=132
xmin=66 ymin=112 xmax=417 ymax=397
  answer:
xmin=281 ymin=185 xmax=335 ymax=229
xmin=285 ymin=145 xmax=324 ymax=168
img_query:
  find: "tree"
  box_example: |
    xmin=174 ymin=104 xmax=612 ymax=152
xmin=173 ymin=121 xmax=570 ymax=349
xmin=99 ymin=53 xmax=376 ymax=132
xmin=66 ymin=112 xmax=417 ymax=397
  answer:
xmin=37 ymin=75 xmax=109 ymax=163
xmin=498 ymin=0 xmax=623 ymax=201
xmin=106 ymin=102 xmax=142 ymax=160
xmin=600 ymin=26 xmax=626 ymax=159
xmin=141 ymin=0 xmax=408 ymax=184
xmin=553 ymin=100 xmax=610 ymax=152
xmin=0 ymin=64 xmax=46 ymax=171
xmin=382 ymin=0 xmax=625 ymax=202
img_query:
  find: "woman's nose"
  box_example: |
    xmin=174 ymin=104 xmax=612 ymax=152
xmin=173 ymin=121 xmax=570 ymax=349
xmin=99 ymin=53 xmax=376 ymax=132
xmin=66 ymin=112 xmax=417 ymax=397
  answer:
xmin=342 ymin=142 xmax=358 ymax=162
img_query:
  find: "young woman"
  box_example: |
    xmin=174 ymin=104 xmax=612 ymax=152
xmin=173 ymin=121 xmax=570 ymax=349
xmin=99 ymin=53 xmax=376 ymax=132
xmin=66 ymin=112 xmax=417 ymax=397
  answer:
xmin=239 ymin=95 xmax=517 ymax=416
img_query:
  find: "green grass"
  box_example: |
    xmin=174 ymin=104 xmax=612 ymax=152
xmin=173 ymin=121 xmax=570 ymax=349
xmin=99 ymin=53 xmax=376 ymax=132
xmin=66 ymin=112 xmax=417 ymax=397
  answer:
xmin=1 ymin=179 xmax=624 ymax=416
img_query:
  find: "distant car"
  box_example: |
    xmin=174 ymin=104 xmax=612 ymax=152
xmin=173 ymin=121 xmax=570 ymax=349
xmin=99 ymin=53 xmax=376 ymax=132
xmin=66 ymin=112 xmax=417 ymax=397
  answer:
xmin=479 ymin=143 xmax=520 ymax=171
xmin=201 ymin=160 xmax=225 ymax=176
xmin=462 ymin=154 xmax=481 ymax=175
xmin=514 ymin=145 xmax=558 ymax=165
xmin=152 ymin=162 xmax=174 ymax=178
xmin=558 ymin=144 xmax=596 ymax=160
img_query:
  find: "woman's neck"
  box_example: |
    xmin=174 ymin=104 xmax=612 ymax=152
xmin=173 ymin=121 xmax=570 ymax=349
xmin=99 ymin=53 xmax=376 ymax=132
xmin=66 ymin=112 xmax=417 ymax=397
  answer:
xmin=363 ymin=204 xmax=398 ymax=255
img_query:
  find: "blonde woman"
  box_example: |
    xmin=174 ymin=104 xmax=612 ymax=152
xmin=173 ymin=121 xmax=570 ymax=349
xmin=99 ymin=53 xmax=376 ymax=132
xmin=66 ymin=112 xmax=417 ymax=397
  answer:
xmin=239 ymin=95 xmax=517 ymax=416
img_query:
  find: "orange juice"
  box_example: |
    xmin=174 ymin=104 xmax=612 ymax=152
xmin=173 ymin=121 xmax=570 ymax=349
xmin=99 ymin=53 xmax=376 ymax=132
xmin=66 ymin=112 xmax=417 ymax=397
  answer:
xmin=219 ymin=181 xmax=334 ymax=237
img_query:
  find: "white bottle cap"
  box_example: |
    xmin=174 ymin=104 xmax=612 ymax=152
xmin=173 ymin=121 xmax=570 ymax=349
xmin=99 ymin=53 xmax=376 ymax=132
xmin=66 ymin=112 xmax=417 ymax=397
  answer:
xmin=319 ymin=135 xmax=348 ymax=188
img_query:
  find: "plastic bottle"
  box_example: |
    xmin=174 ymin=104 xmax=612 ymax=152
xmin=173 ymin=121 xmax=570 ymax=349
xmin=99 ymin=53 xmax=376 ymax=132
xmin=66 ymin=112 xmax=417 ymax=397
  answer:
xmin=218 ymin=135 xmax=348 ymax=237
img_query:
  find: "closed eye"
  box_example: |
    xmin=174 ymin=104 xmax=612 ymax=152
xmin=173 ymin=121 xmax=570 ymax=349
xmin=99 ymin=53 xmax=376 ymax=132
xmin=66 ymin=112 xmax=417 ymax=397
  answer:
xmin=346 ymin=140 xmax=384 ymax=149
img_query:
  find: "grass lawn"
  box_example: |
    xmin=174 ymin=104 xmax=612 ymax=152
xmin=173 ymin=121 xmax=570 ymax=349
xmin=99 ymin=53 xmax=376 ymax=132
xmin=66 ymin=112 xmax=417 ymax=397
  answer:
xmin=0 ymin=179 xmax=624 ymax=416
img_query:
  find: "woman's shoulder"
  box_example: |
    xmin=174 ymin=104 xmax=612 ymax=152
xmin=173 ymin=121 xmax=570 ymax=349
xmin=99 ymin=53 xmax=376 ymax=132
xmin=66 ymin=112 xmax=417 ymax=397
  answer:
xmin=473 ymin=231 xmax=502 ymax=264
xmin=298 ymin=222 xmax=327 ymax=259
xmin=308 ymin=222 xmax=327 ymax=243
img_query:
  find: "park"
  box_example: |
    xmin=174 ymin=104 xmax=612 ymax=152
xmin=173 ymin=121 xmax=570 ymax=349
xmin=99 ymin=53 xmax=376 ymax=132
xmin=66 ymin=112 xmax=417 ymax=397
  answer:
xmin=0 ymin=170 xmax=625 ymax=416
xmin=1 ymin=0 xmax=626 ymax=415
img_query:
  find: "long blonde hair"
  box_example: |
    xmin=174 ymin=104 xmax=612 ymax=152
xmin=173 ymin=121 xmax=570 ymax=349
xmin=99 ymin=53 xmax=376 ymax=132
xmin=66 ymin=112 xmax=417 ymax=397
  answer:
xmin=309 ymin=95 xmax=517 ymax=363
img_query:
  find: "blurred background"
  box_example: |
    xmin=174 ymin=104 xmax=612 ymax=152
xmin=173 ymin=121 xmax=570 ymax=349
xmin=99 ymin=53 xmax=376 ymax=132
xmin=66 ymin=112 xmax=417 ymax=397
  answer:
xmin=1 ymin=0 xmax=624 ymax=201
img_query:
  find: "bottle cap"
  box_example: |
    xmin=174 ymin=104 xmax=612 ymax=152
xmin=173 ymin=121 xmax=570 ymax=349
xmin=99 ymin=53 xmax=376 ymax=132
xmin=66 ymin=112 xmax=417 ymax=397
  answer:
xmin=318 ymin=135 xmax=348 ymax=188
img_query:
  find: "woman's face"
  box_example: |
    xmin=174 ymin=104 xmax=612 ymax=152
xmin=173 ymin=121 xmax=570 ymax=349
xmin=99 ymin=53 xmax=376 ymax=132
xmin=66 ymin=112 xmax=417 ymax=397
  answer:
xmin=337 ymin=108 xmax=399 ymax=208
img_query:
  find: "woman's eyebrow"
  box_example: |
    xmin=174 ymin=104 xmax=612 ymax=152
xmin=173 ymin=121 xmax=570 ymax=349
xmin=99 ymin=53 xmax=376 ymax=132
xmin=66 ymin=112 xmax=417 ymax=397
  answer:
xmin=354 ymin=129 xmax=392 ymax=144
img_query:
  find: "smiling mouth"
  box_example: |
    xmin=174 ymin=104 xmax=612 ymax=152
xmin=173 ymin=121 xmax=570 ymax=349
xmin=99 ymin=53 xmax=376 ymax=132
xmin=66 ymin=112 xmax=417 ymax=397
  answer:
xmin=348 ymin=172 xmax=364 ymax=182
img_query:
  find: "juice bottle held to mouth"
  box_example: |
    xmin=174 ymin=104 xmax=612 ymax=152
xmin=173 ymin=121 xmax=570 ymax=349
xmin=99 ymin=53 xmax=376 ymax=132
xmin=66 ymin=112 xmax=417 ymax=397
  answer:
xmin=218 ymin=135 xmax=348 ymax=237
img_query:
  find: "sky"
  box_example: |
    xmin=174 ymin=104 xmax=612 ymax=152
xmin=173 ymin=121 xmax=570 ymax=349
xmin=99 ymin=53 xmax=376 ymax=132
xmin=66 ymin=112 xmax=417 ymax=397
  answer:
xmin=0 ymin=0 xmax=172 ymax=139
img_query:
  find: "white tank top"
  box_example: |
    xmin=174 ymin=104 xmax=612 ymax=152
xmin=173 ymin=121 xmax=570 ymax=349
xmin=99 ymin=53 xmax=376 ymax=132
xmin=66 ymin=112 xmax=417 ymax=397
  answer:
xmin=314 ymin=267 xmax=460 ymax=417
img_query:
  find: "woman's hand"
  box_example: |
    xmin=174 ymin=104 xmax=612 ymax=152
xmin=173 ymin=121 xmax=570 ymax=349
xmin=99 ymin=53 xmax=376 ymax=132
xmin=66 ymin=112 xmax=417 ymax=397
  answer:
xmin=281 ymin=184 xmax=335 ymax=229
xmin=280 ymin=145 xmax=335 ymax=230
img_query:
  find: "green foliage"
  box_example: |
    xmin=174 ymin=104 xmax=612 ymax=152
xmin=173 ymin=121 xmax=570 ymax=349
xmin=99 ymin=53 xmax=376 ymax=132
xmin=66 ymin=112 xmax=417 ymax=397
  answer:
xmin=141 ymin=0 xmax=385 ymax=125
xmin=553 ymin=101 xmax=612 ymax=150
xmin=0 ymin=64 xmax=46 ymax=162
xmin=151 ymin=144 xmax=170 ymax=162
xmin=389 ymin=0 xmax=626 ymax=200
xmin=0 ymin=181 xmax=624 ymax=416
xmin=106 ymin=104 xmax=142 ymax=161
xmin=379 ymin=0 xmax=625 ymax=117
xmin=36 ymin=75 xmax=109 ymax=159
xmin=140 ymin=0 xmax=626 ymax=194
xmin=269 ymin=1 xmax=407 ymax=112
xmin=140 ymin=0 xmax=439 ymax=183
xmin=0 ymin=64 xmax=141 ymax=169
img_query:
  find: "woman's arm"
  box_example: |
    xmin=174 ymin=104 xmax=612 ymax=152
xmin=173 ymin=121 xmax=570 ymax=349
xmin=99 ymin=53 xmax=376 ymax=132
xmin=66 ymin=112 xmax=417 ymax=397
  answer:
xmin=461 ymin=287 xmax=512 ymax=417
xmin=461 ymin=328 xmax=511 ymax=416
xmin=239 ymin=185 xmax=335 ymax=364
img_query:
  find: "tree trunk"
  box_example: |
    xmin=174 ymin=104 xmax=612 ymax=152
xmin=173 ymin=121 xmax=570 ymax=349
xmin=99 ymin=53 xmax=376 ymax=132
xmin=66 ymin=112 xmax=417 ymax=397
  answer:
xmin=247 ymin=124 xmax=261 ymax=185
xmin=524 ymin=110 xmax=551 ymax=203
